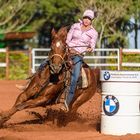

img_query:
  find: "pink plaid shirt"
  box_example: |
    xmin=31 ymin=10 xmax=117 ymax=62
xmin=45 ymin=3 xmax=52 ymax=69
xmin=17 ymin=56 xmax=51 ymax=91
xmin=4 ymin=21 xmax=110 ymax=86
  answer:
xmin=66 ymin=22 xmax=98 ymax=53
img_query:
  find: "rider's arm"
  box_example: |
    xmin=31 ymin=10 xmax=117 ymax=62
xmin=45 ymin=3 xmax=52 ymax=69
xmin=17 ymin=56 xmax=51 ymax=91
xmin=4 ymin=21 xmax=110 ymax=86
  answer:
xmin=89 ymin=30 xmax=98 ymax=52
xmin=66 ymin=24 xmax=77 ymax=47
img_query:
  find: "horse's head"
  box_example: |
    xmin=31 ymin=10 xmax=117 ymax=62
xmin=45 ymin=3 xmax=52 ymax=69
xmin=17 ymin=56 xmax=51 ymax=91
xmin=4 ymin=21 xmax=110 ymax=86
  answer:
xmin=49 ymin=27 xmax=68 ymax=74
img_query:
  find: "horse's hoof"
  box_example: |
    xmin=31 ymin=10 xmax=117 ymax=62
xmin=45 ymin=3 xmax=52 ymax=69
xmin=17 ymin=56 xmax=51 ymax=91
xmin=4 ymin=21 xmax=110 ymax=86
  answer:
xmin=15 ymin=84 xmax=26 ymax=91
xmin=60 ymin=104 xmax=69 ymax=112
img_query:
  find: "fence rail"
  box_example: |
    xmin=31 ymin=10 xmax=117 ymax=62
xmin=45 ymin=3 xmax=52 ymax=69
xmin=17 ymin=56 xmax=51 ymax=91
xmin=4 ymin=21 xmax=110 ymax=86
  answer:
xmin=31 ymin=48 xmax=140 ymax=73
xmin=1 ymin=48 xmax=140 ymax=79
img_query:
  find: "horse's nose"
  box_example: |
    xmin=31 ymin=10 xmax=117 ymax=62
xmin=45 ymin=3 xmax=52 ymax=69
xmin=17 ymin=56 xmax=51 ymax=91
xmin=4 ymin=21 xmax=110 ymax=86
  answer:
xmin=55 ymin=64 xmax=62 ymax=72
xmin=50 ymin=64 xmax=62 ymax=74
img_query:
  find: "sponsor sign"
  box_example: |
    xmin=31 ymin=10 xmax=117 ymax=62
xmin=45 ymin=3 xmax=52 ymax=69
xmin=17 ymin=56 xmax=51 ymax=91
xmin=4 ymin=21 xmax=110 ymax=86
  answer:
xmin=101 ymin=71 xmax=140 ymax=81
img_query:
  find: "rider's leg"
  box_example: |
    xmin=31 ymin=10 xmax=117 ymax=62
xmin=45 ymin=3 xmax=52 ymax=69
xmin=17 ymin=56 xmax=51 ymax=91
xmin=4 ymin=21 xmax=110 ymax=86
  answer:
xmin=65 ymin=55 xmax=83 ymax=109
xmin=37 ymin=58 xmax=49 ymax=71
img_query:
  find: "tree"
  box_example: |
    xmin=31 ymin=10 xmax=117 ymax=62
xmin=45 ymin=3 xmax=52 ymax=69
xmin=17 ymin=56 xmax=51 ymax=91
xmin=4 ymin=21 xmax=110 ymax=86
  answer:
xmin=36 ymin=0 xmax=79 ymax=47
xmin=76 ymin=0 xmax=133 ymax=48
xmin=0 ymin=0 xmax=78 ymax=33
xmin=0 ymin=0 xmax=41 ymax=33
xmin=128 ymin=0 xmax=140 ymax=49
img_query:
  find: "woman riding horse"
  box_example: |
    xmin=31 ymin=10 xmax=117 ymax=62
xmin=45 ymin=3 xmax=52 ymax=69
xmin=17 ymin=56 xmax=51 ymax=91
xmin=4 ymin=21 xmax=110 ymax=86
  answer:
xmin=0 ymin=26 xmax=100 ymax=127
xmin=63 ymin=9 xmax=98 ymax=111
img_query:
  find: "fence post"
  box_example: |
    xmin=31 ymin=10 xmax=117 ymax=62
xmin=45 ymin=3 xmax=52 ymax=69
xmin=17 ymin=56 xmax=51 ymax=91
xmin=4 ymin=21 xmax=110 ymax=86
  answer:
xmin=28 ymin=47 xmax=32 ymax=75
xmin=119 ymin=47 xmax=123 ymax=70
xmin=6 ymin=46 xmax=9 ymax=79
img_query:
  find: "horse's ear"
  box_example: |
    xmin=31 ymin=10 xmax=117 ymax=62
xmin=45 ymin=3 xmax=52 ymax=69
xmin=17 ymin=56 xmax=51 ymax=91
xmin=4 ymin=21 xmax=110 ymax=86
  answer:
xmin=51 ymin=28 xmax=56 ymax=38
xmin=58 ymin=27 xmax=68 ymax=41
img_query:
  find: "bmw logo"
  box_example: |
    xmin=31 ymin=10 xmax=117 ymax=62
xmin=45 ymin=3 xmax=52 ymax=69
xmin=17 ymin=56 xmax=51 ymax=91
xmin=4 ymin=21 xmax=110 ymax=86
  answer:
xmin=103 ymin=95 xmax=119 ymax=116
xmin=104 ymin=71 xmax=110 ymax=80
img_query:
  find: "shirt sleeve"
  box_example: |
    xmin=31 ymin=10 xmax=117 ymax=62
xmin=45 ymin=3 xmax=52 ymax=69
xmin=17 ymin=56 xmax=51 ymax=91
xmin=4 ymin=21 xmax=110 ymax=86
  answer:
xmin=89 ymin=31 xmax=98 ymax=52
xmin=66 ymin=24 xmax=75 ymax=47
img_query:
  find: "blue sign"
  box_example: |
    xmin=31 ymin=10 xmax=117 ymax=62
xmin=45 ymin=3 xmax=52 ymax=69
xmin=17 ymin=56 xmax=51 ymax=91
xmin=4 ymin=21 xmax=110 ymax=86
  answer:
xmin=103 ymin=95 xmax=119 ymax=116
xmin=103 ymin=71 xmax=110 ymax=80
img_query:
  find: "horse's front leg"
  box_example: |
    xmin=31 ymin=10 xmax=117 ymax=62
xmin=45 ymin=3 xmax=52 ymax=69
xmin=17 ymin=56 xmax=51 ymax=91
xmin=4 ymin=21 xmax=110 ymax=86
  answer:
xmin=0 ymin=95 xmax=49 ymax=127
xmin=0 ymin=94 xmax=49 ymax=127
xmin=16 ymin=96 xmax=48 ymax=110
xmin=0 ymin=107 xmax=18 ymax=127
xmin=16 ymin=83 xmax=64 ymax=110
xmin=0 ymin=82 xmax=63 ymax=127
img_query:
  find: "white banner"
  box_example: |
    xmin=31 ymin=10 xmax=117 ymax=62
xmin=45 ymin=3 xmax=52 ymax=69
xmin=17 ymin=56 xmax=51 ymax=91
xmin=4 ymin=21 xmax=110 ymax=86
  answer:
xmin=100 ymin=70 xmax=140 ymax=82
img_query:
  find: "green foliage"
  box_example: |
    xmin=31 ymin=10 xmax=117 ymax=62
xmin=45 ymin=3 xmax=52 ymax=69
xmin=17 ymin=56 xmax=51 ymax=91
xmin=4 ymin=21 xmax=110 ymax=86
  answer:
xmin=0 ymin=53 xmax=5 ymax=62
xmin=0 ymin=53 xmax=6 ymax=79
xmin=106 ymin=53 xmax=140 ymax=70
xmin=9 ymin=53 xmax=29 ymax=79
xmin=76 ymin=0 xmax=139 ymax=49
xmin=0 ymin=67 xmax=5 ymax=79
xmin=0 ymin=53 xmax=29 ymax=79
xmin=0 ymin=0 xmax=38 ymax=33
xmin=122 ymin=54 xmax=140 ymax=70
xmin=0 ymin=0 xmax=78 ymax=33
xmin=37 ymin=0 xmax=78 ymax=28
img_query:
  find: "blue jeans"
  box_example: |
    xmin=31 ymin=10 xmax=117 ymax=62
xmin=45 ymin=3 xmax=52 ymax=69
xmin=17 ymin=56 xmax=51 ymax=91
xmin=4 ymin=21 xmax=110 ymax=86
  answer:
xmin=66 ymin=55 xmax=83 ymax=105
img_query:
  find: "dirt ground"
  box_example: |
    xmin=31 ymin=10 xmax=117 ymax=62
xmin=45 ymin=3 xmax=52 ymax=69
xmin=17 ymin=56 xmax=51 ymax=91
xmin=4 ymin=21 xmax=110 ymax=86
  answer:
xmin=0 ymin=80 xmax=139 ymax=140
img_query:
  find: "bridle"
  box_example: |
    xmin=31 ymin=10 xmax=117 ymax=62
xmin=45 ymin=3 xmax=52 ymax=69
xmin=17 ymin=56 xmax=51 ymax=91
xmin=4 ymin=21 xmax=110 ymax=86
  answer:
xmin=48 ymin=46 xmax=68 ymax=74
xmin=50 ymin=53 xmax=65 ymax=62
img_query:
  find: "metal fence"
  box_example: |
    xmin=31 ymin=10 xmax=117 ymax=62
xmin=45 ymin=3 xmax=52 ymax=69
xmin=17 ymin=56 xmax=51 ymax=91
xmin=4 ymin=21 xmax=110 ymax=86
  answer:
xmin=31 ymin=48 xmax=140 ymax=73
xmin=0 ymin=48 xmax=31 ymax=79
xmin=1 ymin=48 xmax=140 ymax=77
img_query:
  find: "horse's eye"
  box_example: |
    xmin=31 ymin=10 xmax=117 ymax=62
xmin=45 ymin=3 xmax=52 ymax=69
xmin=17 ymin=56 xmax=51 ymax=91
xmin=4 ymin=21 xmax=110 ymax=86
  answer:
xmin=63 ymin=48 xmax=66 ymax=51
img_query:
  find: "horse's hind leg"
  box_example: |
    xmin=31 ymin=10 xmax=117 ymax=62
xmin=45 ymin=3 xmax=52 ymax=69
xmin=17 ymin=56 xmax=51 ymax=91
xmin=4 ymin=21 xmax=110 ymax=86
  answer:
xmin=70 ymin=87 xmax=96 ymax=113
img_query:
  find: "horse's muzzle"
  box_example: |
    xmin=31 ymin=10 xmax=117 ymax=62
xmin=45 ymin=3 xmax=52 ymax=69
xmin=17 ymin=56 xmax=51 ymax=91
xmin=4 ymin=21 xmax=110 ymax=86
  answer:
xmin=50 ymin=63 xmax=62 ymax=74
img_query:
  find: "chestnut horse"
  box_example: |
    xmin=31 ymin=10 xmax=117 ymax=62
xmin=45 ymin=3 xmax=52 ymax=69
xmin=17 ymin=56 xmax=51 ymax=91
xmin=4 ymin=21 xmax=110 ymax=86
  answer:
xmin=0 ymin=27 xmax=100 ymax=127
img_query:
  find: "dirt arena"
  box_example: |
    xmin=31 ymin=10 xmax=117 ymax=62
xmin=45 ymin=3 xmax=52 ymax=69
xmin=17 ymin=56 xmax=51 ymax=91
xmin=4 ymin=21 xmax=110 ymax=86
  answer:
xmin=0 ymin=80 xmax=139 ymax=140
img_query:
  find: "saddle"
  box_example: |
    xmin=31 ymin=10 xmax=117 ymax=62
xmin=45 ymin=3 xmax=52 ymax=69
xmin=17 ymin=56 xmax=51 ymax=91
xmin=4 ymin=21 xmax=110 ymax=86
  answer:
xmin=55 ymin=62 xmax=89 ymax=104
xmin=66 ymin=61 xmax=89 ymax=89
xmin=77 ymin=63 xmax=89 ymax=89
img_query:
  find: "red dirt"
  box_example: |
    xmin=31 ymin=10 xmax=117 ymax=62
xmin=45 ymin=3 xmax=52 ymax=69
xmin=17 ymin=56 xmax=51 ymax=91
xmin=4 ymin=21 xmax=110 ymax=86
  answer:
xmin=0 ymin=80 xmax=139 ymax=140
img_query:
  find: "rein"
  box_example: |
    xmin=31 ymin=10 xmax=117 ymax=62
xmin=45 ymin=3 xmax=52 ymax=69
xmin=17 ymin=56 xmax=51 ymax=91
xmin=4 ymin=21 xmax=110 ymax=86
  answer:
xmin=48 ymin=48 xmax=69 ymax=70
xmin=50 ymin=53 xmax=66 ymax=61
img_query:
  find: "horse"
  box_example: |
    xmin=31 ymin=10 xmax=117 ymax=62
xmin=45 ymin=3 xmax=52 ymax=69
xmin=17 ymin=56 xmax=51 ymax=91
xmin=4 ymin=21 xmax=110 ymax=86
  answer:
xmin=49 ymin=27 xmax=101 ymax=112
xmin=0 ymin=27 xmax=100 ymax=127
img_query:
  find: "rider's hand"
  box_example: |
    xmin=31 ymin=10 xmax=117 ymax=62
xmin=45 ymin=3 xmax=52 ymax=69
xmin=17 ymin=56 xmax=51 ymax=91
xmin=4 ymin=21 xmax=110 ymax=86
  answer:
xmin=86 ymin=47 xmax=93 ymax=52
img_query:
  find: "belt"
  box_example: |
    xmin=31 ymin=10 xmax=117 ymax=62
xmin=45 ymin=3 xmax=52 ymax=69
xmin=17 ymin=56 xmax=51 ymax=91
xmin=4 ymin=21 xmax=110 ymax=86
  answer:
xmin=68 ymin=48 xmax=84 ymax=57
